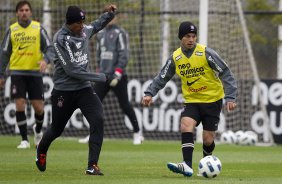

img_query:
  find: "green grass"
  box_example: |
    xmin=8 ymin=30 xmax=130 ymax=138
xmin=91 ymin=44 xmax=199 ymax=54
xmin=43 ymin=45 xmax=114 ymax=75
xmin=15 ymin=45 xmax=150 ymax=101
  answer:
xmin=0 ymin=135 xmax=282 ymax=184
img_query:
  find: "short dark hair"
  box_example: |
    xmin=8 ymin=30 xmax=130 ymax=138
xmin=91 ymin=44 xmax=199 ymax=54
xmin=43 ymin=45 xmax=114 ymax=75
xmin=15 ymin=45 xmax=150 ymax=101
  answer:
xmin=16 ymin=0 xmax=32 ymax=12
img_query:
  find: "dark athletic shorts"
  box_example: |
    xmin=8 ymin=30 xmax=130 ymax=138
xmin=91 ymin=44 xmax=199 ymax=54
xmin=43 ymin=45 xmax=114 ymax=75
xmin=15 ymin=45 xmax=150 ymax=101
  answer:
xmin=11 ymin=75 xmax=44 ymax=100
xmin=180 ymin=99 xmax=223 ymax=131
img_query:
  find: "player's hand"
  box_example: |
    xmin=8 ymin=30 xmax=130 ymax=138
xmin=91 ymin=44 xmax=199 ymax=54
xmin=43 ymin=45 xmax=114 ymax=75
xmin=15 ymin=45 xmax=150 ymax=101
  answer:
xmin=108 ymin=74 xmax=121 ymax=87
xmin=38 ymin=60 xmax=48 ymax=73
xmin=108 ymin=69 xmax=122 ymax=87
xmin=109 ymin=78 xmax=118 ymax=87
xmin=0 ymin=78 xmax=5 ymax=89
xmin=142 ymin=96 xmax=153 ymax=106
xmin=104 ymin=4 xmax=117 ymax=13
xmin=226 ymin=101 xmax=236 ymax=112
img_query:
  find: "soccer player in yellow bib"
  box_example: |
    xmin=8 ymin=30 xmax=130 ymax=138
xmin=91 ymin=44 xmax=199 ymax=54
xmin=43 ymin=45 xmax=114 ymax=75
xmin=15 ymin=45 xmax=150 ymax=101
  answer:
xmin=142 ymin=21 xmax=237 ymax=177
xmin=0 ymin=0 xmax=54 ymax=149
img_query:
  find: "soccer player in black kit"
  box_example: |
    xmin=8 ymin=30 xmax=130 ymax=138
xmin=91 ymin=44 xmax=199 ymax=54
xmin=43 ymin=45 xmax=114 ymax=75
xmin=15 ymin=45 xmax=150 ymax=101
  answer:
xmin=35 ymin=4 xmax=117 ymax=175
xmin=78 ymin=12 xmax=144 ymax=145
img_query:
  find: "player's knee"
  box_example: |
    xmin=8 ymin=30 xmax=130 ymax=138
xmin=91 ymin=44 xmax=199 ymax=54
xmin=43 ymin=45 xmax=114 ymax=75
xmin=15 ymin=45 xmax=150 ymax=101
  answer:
xmin=202 ymin=135 xmax=215 ymax=146
xmin=203 ymin=139 xmax=214 ymax=146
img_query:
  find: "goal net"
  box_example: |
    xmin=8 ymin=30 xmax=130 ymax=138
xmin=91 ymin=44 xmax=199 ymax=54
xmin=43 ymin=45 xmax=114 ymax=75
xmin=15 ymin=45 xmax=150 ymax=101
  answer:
xmin=0 ymin=0 xmax=272 ymax=143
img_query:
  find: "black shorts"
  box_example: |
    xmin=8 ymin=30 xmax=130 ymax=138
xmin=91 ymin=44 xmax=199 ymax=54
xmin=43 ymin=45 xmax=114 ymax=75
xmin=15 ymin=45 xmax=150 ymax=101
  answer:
xmin=11 ymin=75 xmax=44 ymax=100
xmin=180 ymin=99 xmax=223 ymax=131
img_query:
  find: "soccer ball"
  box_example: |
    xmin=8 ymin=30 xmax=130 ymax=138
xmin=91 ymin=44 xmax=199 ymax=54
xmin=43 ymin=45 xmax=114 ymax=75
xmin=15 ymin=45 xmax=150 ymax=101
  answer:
xmin=198 ymin=155 xmax=222 ymax=178
xmin=235 ymin=130 xmax=258 ymax=145
xmin=220 ymin=130 xmax=237 ymax=144
xmin=245 ymin=131 xmax=258 ymax=145
xmin=235 ymin=130 xmax=247 ymax=145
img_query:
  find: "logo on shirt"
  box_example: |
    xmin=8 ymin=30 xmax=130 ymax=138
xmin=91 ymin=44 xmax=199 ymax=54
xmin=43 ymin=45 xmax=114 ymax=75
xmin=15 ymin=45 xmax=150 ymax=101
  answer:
xmin=161 ymin=60 xmax=171 ymax=78
xmin=175 ymin=55 xmax=182 ymax=61
xmin=14 ymin=31 xmax=36 ymax=43
xmin=18 ymin=45 xmax=30 ymax=50
xmin=57 ymin=96 xmax=64 ymax=108
xmin=76 ymin=42 xmax=82 ymax=49
xmin=195 ymin=51 xmax=203 ymax=56
xmin=208 ymin=56 xmax=224 ymax=72
xmin=12 ymin=85 xmax=17 ymax=95
xmin=187 ymin=78 xmax=200 ymax=86
xmin=54 ymin=43 xmax=66 ymax=65
xmin=188 ymin=86 xmax=207 ymax=93
xmin=65 ymin=41 xmax=88 ymax=65
xmin=178 ymin=63 xmax=205 ymax=78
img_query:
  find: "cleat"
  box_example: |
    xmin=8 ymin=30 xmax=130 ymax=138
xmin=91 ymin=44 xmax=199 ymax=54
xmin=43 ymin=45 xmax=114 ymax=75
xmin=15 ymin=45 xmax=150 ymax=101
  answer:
xmin=78 ymin=135 xmax=89 ymax=144
xmin=133 ymin=131 xmax=144 ymax=145
xmin=33 ymin=124 xmax=43 ymax=147
xmin=36 ymin=153 xmax=47 ymax=172
xmin=17 ymin=140 xmax=30 ymax=149
xmin=167 ymin=162 xmax=193 ymax=177
xmin=85 ymin=164 xmax=104 ymax=175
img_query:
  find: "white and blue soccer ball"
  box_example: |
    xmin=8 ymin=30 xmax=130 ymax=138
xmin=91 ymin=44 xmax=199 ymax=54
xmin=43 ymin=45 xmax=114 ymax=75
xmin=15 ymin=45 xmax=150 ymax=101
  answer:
xmin=244 ymin=131 xmax=258 ymax=145
xmin=220 ymin=130 xmax=237 ymax=144
xmin=235 ymin=130 xmax=247 ymax=145
xmin=198 ymin=155 xmax=222 ymax=178
xmin=235 ymin=130 xmax=258 ymax=145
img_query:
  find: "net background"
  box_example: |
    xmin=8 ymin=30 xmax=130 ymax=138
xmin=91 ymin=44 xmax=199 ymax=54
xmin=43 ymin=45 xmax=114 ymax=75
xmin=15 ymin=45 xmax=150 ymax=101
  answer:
xmin=0 ymin=0 xmax=262 ymax=141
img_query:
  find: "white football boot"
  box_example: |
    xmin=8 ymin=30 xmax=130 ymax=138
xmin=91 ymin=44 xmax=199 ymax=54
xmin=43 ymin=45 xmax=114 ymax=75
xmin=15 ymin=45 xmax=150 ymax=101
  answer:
xmin=167 ymin=162 xmax=193 ymax=177
xmin=133 ymin=131 xmax=144 ymax=145
xmin=78 ymin=135 xmax=90 ymax=144
xmin=17 ymin=140 xmax=30 ymax=149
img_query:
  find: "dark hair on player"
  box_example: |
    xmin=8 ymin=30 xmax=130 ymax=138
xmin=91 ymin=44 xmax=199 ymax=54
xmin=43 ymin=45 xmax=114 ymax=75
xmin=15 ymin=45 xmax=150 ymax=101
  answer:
xmin=16 ymin=0 xmax=32 ymax=12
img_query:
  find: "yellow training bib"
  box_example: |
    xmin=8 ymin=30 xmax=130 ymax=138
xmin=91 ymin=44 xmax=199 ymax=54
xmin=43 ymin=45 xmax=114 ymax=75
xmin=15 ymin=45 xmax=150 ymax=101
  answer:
xmin=9 ymin=21 xmax=43 ymax=71
xmin=173 ymin=44 xmax=224 ymax=103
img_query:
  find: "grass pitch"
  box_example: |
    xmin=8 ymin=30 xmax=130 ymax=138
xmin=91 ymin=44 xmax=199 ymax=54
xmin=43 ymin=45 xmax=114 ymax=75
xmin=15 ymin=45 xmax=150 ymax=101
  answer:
xmin=0 ymin=135 xmax=282 ymax=184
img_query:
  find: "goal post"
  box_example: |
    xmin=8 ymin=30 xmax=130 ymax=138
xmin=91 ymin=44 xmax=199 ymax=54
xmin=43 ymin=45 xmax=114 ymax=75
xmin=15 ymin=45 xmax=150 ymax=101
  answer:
xmin=235 ymin=0 xmax=273 ymax=143
xmin=195 ymin=0 xmax=274 ymax=144
xmin=195 ymin=0 xmax=209 ymax=143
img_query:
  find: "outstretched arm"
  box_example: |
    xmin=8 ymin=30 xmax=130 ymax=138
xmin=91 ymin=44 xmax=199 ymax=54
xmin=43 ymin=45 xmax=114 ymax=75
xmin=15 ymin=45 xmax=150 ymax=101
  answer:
xmin=88 ymin=4 xmax=117 ymax=38
xmin=142 ymin=55 xmax=176 ymax=106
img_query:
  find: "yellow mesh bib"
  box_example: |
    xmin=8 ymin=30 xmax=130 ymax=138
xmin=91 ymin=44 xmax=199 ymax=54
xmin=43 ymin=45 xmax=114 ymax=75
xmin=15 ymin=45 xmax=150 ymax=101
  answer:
xmin=9 ymin=21 xmax=43 ymax=71
xmin=173 ymin=44 xmax=224 ymax=103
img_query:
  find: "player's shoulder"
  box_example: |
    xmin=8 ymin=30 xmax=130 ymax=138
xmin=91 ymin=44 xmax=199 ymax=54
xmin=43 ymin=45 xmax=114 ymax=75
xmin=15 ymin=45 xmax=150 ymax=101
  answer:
xmin=10 ymin=22 xmax=19 ymax=32
xmin=196 ymin=43 xmax=206 ymax=50
xmin=53 ymin=28 xmax=67 ymax=43
xmin=10 ymin=22 xmax=18 ymax=27
xmin=31 ymin=20 xmax=40 ymax=25
xmin=112 ymin=25 xmax=127 ymax=35
xmin=205 ymin=47 xmax=220 ymax=57
xmin=30 ymin=20 xmax=41 ymax=29
xmin=118 ymin=26 xmax=128 ymax=35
